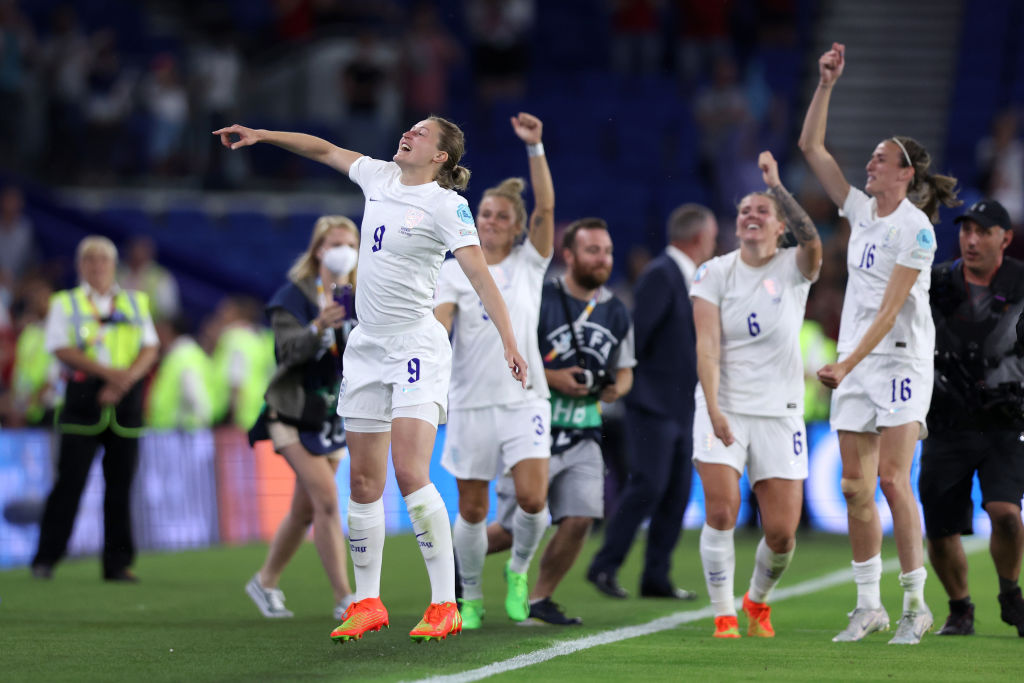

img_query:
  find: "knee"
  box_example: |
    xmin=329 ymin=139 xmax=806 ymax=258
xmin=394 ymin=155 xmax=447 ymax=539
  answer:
xmin=515 ymin=490 xmax=547 ymax=515
xmin=988 ymin=505 xmax=1024 ymax=538
xmin=292 ymin=498 xmax=315 ymax=527
xmin=310 ymin=490 xmax=340 ymax=520
xmin=878 ymin=469 xmax=910 ymax=500
xmin=763 ymin=529 xmax=796 ymax=554
xmin=703 ymin=501 xmax=738 ymax=531
xmin=841 ymin=476 xmax=876 ymax=518
xmin=392 ymin=462 xmax=429 ymax=494
xmin=459 ymin=499 xmax=488 ymax=524
xmin=559 ymin=515 xmax=593 ymax=539
xmin=349 ymin=471 xmax=384 ymax=502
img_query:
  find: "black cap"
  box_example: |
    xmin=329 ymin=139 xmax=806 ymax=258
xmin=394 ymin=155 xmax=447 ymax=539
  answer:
xmin=954 ymin=199 xmax=1011 ymax=230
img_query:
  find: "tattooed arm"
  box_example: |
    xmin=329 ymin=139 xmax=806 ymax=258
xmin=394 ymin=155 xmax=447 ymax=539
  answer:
xmin=759 ymin=151 xmax=823 ymax=280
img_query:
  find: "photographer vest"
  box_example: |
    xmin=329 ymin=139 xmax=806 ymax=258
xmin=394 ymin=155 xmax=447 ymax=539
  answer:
xmin=538 ymin=278 xmax=631 ymax=453
xmin=930 ymin=257 xmax=1024 ymax=430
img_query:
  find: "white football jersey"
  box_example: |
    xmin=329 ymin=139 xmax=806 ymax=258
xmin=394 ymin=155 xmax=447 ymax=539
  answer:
xmin=838 ymin=187 xmax=936 ymax=359
xmin=691 ymin=248 xmax=813 ymax=416
xmin=437 ymin=239 xmax=551 ymax=408
xmin=347 ymin=157 xmax=480 ymax=329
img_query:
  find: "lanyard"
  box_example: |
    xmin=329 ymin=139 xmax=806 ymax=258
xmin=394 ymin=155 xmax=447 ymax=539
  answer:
xmin=315 ymin=277 xmax=339 ymax=356
xmin=545 ymin=278 xmax=599 ymax=364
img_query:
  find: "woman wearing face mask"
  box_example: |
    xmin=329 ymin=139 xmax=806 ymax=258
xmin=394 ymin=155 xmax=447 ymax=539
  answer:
xmin=433 ymin=112 xmax=553 ymax=628
xmin=245 ymin=215 xmax=359 ymax=622
xmin=692 ymin=151 xmax=821 ymax=639
xmin=799 ymin=42 xmax=961 ymax=645
xmin=215 ymin=116 xmax=526 ymax=643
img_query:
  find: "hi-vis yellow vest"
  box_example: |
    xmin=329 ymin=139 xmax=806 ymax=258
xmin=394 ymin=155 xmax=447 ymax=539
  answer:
xmin=54 ymin=286 xmax=150 ymax=436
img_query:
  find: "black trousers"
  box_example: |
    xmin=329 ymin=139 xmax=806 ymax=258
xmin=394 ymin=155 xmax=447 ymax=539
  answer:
xmin=589 ymin=404 xmax=694 ymax=585
xmin=33 ymin=429 xmax=140 ymax=575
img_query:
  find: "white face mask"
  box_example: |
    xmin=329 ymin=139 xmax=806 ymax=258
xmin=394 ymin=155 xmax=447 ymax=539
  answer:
xmin=322 ymin=245 xmax=358 ymax=277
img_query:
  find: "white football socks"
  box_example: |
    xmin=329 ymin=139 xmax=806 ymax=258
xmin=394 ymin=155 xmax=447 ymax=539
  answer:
xmin=899 ymin=566 xmax=928 ymax=613
xmin=509 ymin=506 xmax=549 ymax=574
xmin=405 ymin=483 xmax=456 ymax=604
xmin=700 ymin=523 xmax=736 ymax=617
xmin=347 ymin=498 xmax=385 ymax=601
xmin=747 ymin=536 xmax=794 ymax=604
xmin=852 ymin=554 xmax=883 ymax=610
xmin=453 ymin=514 xmax=487 ymax=601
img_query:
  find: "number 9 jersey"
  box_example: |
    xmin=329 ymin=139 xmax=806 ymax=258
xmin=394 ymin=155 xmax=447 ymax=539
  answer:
xmin=348 ymin=156 xmax=481 ymax=329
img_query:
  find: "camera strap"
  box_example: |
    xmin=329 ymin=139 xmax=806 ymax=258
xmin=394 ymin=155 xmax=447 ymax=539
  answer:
xmin=555 ymin=277 xmax=596 ymax=368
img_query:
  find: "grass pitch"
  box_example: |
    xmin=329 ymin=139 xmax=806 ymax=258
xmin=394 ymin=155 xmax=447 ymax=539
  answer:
xmin=2 ymin=529 xmax=1021 ymax=682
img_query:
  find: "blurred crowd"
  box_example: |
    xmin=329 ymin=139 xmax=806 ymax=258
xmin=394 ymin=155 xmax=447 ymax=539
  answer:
xmin=2 ymin=0 xmax=1023 ymax=432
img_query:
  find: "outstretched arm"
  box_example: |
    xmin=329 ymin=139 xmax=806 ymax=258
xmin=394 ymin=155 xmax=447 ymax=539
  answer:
xmin=510 ymin=112 xmax=555 ymax=258
xmin=452 ymin=244 xmax=528 ymax=387
xmin=759 ymin=151 xmax=822 ymax=280
xmin=213 ymin=124 xmax=363 ymax=175
xmin=797 ymin=42 xmax=851 ymax=207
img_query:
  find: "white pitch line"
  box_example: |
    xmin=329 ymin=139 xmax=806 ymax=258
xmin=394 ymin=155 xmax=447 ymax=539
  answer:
xmin=405 ymin=537 xmax=989 ymax=683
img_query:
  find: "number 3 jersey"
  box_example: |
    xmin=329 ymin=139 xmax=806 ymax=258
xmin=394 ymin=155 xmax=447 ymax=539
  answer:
xmin=838 ymin=187 xmax=936 ymax=360
xmin=437 ymin=239 xmax=551 ymax=409
xmin=348 ymin=156 xmax=481 ymax=329
xmin=691 ymin=248 xmax=812 ymax=417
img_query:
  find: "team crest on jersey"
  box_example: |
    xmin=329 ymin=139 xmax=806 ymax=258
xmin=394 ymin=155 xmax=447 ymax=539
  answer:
xmin=694 ymin=263 xmax=708 ymax=283
xmin=762 ymin=278 xmax=781 ymax=303
xmin=915 ymin=229 xmax=935 ymax=250
xmin=882 ymin=225 xmax=899 ymax=247
xmin=404 ymin=208 xmax=425 ymax=228
xmin=492 ymin=265 xmax=510 ymax=289
xmin=456 ymin=203 xmax=474 ymax=225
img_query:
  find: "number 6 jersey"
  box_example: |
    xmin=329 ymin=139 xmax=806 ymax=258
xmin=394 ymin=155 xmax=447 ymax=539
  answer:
xmin=691 ymin=248 xmax=813 ymax=417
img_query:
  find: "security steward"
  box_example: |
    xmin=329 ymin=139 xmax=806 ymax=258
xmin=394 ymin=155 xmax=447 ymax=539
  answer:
xmin=922 ymin=199 xmax=1024 ymax=636
xmin=31 ymin=236 xmax=159 ymax=582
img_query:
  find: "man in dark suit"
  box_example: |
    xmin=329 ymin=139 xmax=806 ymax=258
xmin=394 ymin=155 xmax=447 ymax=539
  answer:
xmin=587 ymin=203 xmax=717 ymax=598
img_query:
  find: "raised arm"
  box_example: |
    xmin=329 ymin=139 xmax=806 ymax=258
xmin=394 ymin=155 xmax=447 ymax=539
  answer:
xmin=213 ymin=124 xmax=363 ymax=175
xmin=510 ymin=112 xmax=555 ymax=258
xmin=817 ymin=264 xmax=919 ymax=389
xmin=452 ymin=244 xmax=528 ymax=387
xmin=693 ymin=297 xmax=734 ymax=446
xmin=759 ymin=151 xmax=822 ymax=280
xmin=797 ymin=42 xmax=851 ymax=208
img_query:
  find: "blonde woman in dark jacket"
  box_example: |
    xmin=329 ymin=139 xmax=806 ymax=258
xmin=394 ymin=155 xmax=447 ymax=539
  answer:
xmin=245 ymin=215 xmax=359 ymax=621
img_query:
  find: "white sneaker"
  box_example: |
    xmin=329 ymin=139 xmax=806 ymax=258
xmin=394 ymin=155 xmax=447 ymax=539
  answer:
xmin=333 ymin=593 xmax=356 ymax=621
xmin=245 ymin=573 xmax=293 ymax=618
xmin=888 ymin=607 xmax=933 ymax=645
xmin=832 ymin=607 xmax=890 ymax=642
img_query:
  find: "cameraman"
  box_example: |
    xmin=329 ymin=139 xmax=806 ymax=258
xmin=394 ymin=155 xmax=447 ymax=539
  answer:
xmin=923 ymin=199 xmax=1024 ymax=637
xmin=487 ymin=217 xmax=635 ymax=624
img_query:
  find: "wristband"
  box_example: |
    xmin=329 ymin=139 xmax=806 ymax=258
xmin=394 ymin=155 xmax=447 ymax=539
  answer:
xmin=526 ymin=142 xmax=545 ymax=157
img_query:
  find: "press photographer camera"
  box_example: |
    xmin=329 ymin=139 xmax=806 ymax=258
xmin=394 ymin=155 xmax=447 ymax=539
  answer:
xmin=573 ymin=365 xmax=615 ymax=396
